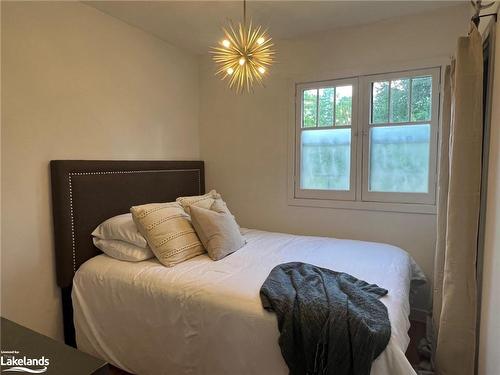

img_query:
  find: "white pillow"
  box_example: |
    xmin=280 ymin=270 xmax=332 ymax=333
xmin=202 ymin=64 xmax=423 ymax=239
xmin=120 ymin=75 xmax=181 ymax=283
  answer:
xmin=93 ymin=238 xmax=154 ymax=262
xmin=92 ymin=213 xmax=147 ymax=248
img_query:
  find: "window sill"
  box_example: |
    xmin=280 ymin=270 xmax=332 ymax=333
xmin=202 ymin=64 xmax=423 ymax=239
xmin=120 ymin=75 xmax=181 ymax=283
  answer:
xmin=288 ymin=196 xmax=436 ymax=215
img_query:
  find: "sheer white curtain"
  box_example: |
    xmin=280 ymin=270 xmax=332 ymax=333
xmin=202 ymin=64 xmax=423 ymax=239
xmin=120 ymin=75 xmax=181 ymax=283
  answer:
xmin=433 ymin=23 xmax=484 ymax=375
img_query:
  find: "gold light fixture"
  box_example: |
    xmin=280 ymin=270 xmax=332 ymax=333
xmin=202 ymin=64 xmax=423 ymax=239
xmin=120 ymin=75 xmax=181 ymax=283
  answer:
xmin=211 ymin=0 xmax=275 ymax=93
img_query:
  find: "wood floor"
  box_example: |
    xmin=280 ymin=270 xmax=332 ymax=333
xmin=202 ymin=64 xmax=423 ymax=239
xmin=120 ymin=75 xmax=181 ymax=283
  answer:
xmin=109 ymin=320 xmax=426 ymax=374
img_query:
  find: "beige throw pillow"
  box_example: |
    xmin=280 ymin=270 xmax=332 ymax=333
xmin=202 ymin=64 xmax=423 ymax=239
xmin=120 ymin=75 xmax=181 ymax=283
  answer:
xmin=190 ymin=205 xmax=246 ymax=261
xmin=130 ymin=202 xmax=204 ymax=267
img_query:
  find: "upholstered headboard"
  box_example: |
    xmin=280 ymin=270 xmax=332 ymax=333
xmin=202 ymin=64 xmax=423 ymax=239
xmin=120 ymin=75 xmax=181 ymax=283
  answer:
xmin=50 ymin=160 xmax=205 ymax=288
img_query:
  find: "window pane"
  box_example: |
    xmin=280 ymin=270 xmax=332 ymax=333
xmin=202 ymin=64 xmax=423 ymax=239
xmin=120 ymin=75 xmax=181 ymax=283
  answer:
xmin=369 ymin=125 xmax=430 ymax=193
xmin=390 ymin=79 xmax=410 ymax=123
xmin=335 ymin=85 xmax=352 ymax=126
xmin=303 ymin=89 xmax=317 ymax=128
xmin=301 ymin=129 xmax=351 ymax=191
xmin=411 ymin=76 xmax=432 ymax=121
xmin=318 ymin=88 xmax=334 ymax=127
xmin=371 ymin=81 xmax=389 ymax=124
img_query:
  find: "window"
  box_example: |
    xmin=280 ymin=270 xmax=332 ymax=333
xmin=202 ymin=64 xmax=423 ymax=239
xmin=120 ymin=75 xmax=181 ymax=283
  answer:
xmin=293 ymin=68 xmax=440 ymax=209
xmin=295 ymin=78 xmax=358 ymax=200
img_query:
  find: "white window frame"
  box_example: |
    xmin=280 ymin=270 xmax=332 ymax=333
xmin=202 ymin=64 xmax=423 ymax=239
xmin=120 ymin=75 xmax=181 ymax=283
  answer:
xmin=294 ymin=77 xmax=359 ymax=201
xmin=289 ymin=66 xmax=442 ymax=214
xmin=360 ymin=67 xmax=440 ymax=205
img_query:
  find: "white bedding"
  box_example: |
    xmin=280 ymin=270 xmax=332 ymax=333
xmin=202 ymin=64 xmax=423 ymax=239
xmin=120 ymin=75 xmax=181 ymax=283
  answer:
xmin=73 ymin=229 xmax=424 ymax=375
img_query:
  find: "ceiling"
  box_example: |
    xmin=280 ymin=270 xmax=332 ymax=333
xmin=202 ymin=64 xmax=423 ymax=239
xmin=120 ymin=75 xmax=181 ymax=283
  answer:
xmin=85 ymin=1 xmax=466 ymax=55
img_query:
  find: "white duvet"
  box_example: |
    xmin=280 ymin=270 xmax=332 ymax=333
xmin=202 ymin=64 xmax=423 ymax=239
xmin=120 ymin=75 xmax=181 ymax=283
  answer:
xmin=73 ymin=229 xmax=424 ymax=375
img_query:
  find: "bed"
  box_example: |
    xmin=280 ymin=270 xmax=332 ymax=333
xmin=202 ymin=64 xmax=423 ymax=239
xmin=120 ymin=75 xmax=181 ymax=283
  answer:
xmin=51 ymin=160 xmax=424 ymax=375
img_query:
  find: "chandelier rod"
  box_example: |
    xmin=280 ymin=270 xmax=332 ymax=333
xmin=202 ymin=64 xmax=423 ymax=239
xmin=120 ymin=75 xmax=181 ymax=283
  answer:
xmin=243 ymin=0 xmax=247 ymax=26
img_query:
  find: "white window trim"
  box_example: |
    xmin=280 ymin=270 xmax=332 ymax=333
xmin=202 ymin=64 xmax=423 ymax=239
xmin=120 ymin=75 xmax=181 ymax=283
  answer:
xmin=294 ymin=77 xmax=358 ymax=201
xmin=287 ymin=63 xmax=446 ymax=215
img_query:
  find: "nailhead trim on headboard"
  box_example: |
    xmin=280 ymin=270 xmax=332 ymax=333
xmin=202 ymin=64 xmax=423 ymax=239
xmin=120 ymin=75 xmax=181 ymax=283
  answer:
xmin=67 ymin=169 xmax=201 ymax=272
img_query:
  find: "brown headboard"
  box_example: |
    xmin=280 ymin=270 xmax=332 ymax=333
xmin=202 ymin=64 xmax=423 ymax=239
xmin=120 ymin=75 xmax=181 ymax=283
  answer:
xmin=50 ymin=160 xmax=205 ymax=288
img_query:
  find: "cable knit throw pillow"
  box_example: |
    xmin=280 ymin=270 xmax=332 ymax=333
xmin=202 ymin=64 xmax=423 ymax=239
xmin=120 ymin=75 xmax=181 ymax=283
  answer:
xmin=130 ymin=202 xmax=204 ymax=267
xmin=177 ymin=190 xmax=237 ymax=217
xmin=177 ymin=190 xmax=242 ymax=232
xmin=176 ymin=190 xmax=220 ymax=214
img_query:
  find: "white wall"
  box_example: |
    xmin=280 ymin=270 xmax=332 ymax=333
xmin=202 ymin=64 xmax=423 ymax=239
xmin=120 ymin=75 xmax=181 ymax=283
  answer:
xmin=1 ymin=1 xmax=199 ymax=340
xmin=199 ymin=5 xmax=469 ymax=312
xmin=478 ymin=16 xmax=500 ymax=375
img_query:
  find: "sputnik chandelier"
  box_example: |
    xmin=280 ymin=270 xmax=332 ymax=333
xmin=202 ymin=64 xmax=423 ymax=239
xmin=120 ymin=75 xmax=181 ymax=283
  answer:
xmin=211 ymin=0 xmax=275 ymax=93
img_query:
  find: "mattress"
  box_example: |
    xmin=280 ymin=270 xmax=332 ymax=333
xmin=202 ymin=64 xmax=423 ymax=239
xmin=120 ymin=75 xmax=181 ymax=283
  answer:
xmin=73 ymin=229 xmax=425 ymax=375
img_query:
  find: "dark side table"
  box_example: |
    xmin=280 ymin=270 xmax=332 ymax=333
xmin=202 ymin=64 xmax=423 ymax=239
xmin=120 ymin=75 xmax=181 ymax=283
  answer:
xmin=1 ymin=317 xmax=109 ymax=374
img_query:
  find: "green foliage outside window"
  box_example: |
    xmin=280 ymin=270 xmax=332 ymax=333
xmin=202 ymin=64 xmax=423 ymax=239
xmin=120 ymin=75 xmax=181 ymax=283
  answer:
xmin=303 ymin=89 xmax=317 ymax=127
xmin=372 ymin=81 xmax=389 ymax=123
xmin=318 ymin=88 xmax=334 ymax=127
xmin=411 ymin=77 xmax=432 ymax=121
xmin=390 ymin=79 xmax=409 ymax=123
xmin=372 ymin=76 xmax=431 ymax=124
xmin=303 ymin=86 xmax=352 ymax=128
xmin=335 ymin=86 xmax=352 ymax=126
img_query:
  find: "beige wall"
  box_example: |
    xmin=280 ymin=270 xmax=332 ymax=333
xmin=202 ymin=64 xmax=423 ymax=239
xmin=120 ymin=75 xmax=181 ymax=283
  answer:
xmin=479 ymin=16 xmax=500 ymax=375
xmin=1 ymin=1 xmax=199 ymax=340
xmin=199 ymin=5 xmax=469 ymax=312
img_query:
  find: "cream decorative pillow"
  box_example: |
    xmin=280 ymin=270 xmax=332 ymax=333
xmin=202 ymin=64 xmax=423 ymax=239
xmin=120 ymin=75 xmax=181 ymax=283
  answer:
xmin=176 ymin=190 xmax=220 ymax=214
xmin=190 ymin=205 xmax=246 ymax=261
xmin=130 ymin=202 xmax=204 ymax=267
